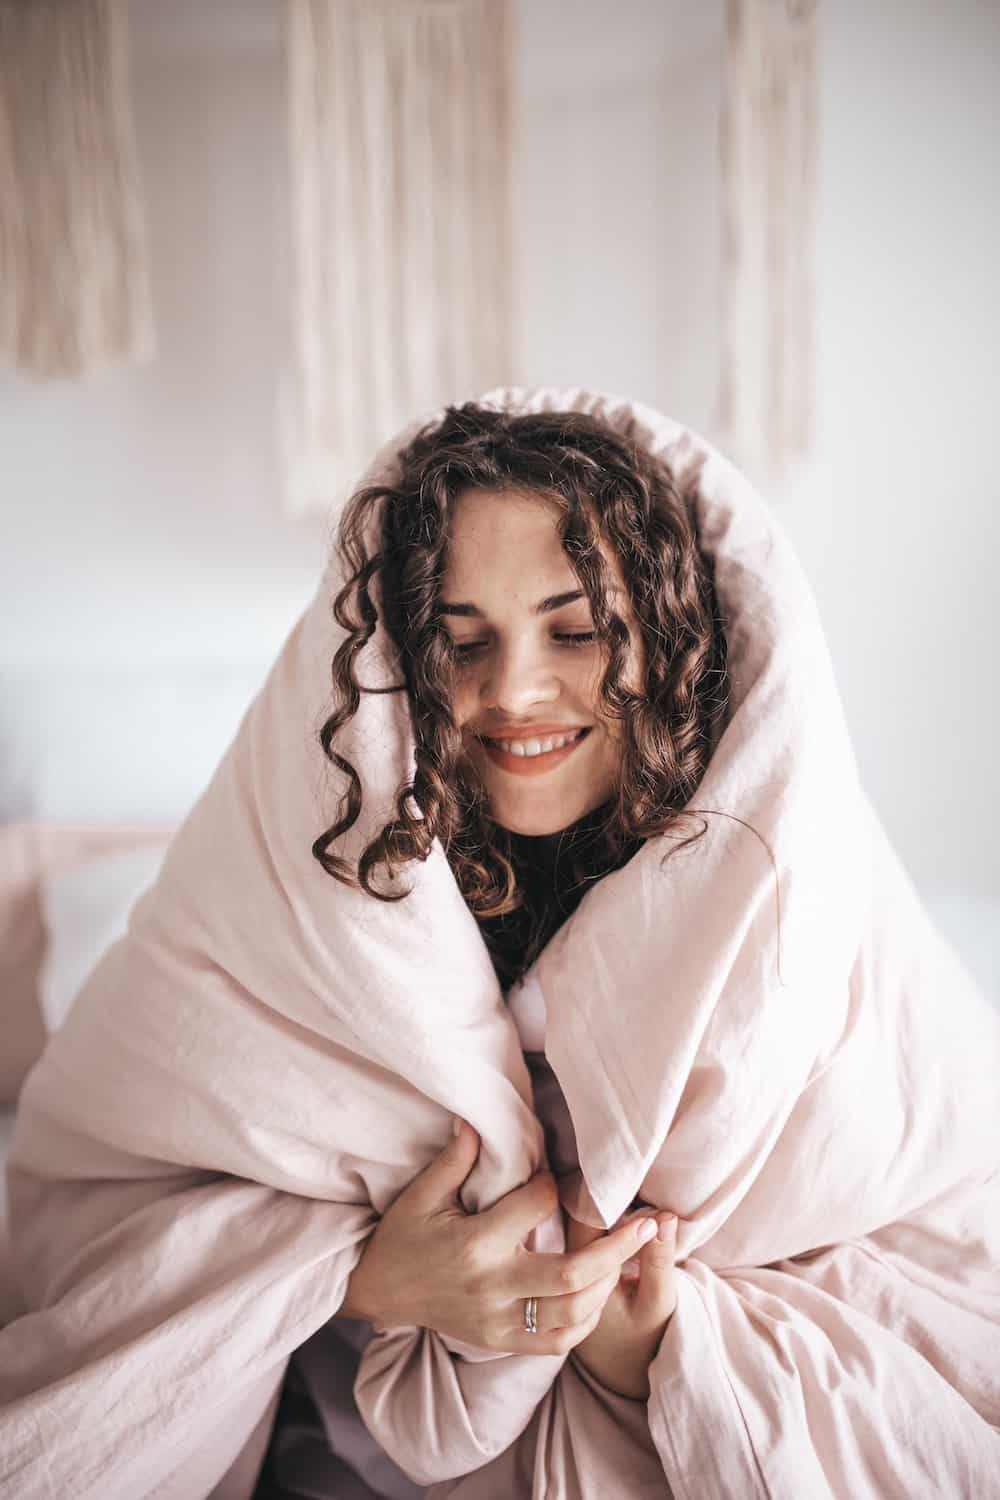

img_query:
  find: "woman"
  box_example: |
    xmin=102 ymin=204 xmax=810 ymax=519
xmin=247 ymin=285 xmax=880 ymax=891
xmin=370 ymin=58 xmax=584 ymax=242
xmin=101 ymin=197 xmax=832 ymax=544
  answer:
xmin=3 ymin=389 xmax=998 ymax=1500
xmin=264 ymin=400 xmax=723 ymax=1496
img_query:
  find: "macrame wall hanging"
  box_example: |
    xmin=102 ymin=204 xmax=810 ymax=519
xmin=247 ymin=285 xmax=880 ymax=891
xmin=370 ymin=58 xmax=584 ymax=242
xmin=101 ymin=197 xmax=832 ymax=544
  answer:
xmin=717 ymin=0 xmax=819 ymax=485
xmin=282 ymin=0 xmax=514 ymax=517
xmin=0 ymin=0 xmax=153 ymax=378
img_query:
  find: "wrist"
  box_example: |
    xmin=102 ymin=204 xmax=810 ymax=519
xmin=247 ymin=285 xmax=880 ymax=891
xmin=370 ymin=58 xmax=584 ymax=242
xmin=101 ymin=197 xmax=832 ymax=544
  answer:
xmin=339 ymin=1245 xmax=381 ymax=1323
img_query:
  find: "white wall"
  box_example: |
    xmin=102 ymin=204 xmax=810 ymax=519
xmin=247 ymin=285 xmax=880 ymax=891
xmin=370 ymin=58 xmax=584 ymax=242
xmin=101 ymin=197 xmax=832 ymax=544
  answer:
xmin=795 ymin=0 xmax=999 ymax=905
xmin=0 ymin=0 xmax=321 ymax=672
xmin=514 ymin=1 xmax=721 ymax=430
xmin=1 ymin=1 xmax=996 ymax=916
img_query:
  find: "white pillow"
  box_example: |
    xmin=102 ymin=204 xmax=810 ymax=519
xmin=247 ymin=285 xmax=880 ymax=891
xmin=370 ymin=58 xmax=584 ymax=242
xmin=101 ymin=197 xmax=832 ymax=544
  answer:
xmin=39 ymin=846 xmax=168 ymax=1033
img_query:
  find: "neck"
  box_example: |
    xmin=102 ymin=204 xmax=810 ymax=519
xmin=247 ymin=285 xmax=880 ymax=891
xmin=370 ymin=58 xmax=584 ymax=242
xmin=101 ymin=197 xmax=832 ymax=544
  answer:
xmin=477 ymin=804 xmax=639 ymax=990
xmin=505 ymin=802 xmax=613 ymax=860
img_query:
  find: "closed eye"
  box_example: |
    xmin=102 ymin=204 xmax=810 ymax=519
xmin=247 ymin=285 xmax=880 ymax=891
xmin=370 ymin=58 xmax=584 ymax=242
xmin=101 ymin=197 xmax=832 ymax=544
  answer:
xmin=449 ymin=630 xmax=597 ymax=662
xmin=450 ymin=640 xmax=488 ymax=661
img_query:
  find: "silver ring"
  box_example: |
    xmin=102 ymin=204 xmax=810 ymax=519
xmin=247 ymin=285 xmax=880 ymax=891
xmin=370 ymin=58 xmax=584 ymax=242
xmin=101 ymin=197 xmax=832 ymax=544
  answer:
xmin=523 ymin=1296 xmax=538 ymax=1334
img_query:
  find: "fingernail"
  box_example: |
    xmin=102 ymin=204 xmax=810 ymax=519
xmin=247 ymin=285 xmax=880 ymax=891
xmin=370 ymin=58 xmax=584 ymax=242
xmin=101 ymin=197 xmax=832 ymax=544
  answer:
xmin=657 ymin=1215 xmax=677 ymax=1243
xmin=636 ymin=1218 xmax=657 ymax=1243
xmin=452 ymin=1116 xmax=462 ymax=1137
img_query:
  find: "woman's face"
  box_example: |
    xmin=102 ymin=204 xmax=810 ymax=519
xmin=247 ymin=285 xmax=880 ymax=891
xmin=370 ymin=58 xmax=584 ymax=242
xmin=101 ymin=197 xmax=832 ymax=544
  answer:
xmin=439 ymin=487 xmax=644 ymax=836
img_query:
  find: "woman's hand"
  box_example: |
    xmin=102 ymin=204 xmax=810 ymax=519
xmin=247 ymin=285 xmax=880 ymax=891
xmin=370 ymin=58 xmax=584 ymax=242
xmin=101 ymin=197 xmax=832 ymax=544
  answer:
xmin=566 ymin=1208 xmax=679 ymax=1401
xmin=339 ymin=1120 xmax=659 ymax=1356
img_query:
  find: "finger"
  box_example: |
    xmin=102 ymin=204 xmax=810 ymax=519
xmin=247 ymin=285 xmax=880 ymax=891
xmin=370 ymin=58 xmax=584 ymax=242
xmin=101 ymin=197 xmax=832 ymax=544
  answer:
xmin=400 ymin=1118 xmax=481 ymax=1215
xmin=509 ymin=1297 xmax=606 ymax=1359
xmin=632 ymin=1213 xmax=678 ymax=1326
xmin=595 ymin=1207 xmax=661 ymax=1275
xmin=530 ymin=1270 xmax=619 ymax=1334
xmin=479 ymin=1168 xmax=561 ymax=1247
xmin=514 ymin=1214 xmax=657 ymax=1298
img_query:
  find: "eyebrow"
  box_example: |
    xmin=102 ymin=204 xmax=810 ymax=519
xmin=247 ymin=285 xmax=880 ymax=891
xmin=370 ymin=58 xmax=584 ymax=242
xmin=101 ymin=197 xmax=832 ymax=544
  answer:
xmin=439 ymin=588 xmax=612 ymax=619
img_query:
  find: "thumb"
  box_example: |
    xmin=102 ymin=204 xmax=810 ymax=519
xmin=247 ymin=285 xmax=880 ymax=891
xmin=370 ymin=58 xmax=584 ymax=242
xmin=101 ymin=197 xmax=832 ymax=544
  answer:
xmin=633 ymin=1213 xmax=679 ymax=1326
xmin=403 ymin=1117 xmax=481 ymax=1215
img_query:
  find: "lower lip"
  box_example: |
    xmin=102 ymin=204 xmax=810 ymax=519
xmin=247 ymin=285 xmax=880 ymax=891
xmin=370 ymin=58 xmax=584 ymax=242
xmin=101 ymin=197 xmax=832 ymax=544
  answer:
xmin=478 ymin=729 xmax=591 ymax=777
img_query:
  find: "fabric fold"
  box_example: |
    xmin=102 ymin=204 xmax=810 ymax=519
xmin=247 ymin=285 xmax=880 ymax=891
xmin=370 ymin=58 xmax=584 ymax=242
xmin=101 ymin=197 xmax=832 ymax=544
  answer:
xmin=647 ymin=1240 xmax=1000 ymax=1500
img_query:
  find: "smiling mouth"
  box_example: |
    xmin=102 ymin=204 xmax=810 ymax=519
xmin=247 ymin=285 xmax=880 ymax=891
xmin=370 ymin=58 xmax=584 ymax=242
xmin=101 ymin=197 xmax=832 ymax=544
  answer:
xmin=477 ymin=727 xmax=592 ymax=776
xmin=481 ymin=728 xmax=589 ymax=757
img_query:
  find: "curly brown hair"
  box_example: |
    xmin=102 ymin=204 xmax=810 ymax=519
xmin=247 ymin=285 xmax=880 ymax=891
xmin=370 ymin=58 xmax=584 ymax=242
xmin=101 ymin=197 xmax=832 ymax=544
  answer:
xmin=312 ymin=402 xmax=729 ymax=988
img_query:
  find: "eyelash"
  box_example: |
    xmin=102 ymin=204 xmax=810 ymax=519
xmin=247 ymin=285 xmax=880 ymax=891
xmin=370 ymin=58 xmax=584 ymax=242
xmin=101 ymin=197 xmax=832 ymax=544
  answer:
xmin=450 ymin=631 xmax=597 ymax=662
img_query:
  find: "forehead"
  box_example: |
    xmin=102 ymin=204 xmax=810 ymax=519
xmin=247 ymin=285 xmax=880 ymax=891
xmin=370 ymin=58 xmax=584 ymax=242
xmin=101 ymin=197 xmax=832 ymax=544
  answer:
xmin=442 ymin=487 xmax=566 ymax=579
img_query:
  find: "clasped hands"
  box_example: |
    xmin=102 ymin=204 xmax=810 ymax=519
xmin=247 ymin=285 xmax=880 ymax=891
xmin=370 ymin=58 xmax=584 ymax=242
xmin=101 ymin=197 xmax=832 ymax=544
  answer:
xmin=340 ymin=1119 xmax=679 ymax=1402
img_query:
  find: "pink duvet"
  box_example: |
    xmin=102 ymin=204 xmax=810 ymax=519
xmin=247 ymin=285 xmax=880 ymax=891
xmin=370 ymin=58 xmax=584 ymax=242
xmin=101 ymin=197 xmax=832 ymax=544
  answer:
xmin=1 ymin=388 xmax=998 ymax=1499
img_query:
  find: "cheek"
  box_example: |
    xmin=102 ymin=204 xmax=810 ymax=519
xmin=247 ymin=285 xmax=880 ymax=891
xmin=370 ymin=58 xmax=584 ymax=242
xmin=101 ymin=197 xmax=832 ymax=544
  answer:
xmin=570 ymin=655 xmax=605 ymax=713
xmin=450 ymin=675 xmax=478 ymax=727
xmin=588 ymin=645 xmax=643 ymax=743
xmin=584 ymin=632 xmax=644 ymax=713
xmin=617 ymin=634 xmax=646 ymax=700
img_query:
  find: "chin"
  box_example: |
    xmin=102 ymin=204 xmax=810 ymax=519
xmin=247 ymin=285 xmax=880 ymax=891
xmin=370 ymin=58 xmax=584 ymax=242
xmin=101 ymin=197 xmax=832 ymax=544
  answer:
xmin=492 ymin=811 xmax=569 ymax=837
xmin=487 ymin=791 xmax=608 ymax=838
xmin=464 ymin=739 xmax=618 ymax=838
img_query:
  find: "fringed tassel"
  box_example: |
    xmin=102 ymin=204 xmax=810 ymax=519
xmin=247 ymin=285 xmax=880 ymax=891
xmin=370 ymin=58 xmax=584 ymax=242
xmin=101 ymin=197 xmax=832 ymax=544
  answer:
xmin=0 ymin=0 xmax=153 ymax=379
xmin=282 ymin=0 xmax=514 ymax=517
xmin=718 ymin=0 xmax=819 ymax=484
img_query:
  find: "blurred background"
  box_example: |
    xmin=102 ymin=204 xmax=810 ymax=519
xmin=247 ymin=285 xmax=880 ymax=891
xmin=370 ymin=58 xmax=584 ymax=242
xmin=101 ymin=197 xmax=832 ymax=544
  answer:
xmin=0 ymin=0 xmax=997 ymax=1008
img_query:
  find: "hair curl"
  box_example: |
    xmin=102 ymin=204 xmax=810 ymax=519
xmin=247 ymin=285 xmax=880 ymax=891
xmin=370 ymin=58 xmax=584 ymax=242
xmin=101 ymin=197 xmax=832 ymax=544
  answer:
xmin=312 ymin=402 xmax=730 ymax=988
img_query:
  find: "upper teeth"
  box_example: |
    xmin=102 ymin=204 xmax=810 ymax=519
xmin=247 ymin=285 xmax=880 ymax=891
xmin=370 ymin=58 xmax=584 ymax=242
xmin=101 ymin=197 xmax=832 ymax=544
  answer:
xmin=489 ymin=729 xmax=585 ymax=757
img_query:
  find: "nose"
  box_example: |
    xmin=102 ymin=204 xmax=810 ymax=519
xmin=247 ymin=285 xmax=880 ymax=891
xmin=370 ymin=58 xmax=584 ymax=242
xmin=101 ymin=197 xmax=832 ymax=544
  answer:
xmin=480 ymin=636 xmax=560 ymax=716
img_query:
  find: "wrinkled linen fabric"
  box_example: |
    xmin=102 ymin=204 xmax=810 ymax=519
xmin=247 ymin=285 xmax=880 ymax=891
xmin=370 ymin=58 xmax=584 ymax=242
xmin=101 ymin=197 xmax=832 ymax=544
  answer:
xmin=263 ymin=1037 xmax=668 ymax=1499
xmin=1 ymin=387 xmax=998 ymax=1500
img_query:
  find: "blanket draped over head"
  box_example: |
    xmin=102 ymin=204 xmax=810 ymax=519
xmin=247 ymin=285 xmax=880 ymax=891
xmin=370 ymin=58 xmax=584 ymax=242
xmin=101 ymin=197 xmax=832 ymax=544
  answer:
xmin=2 ymin=389 xmax=998 ymax=1500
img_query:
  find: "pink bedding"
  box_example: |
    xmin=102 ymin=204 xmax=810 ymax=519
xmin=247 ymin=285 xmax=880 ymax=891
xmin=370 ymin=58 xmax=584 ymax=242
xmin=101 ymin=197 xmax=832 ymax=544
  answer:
xmin=1 ymin=389 xmax=997 ymax=1499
